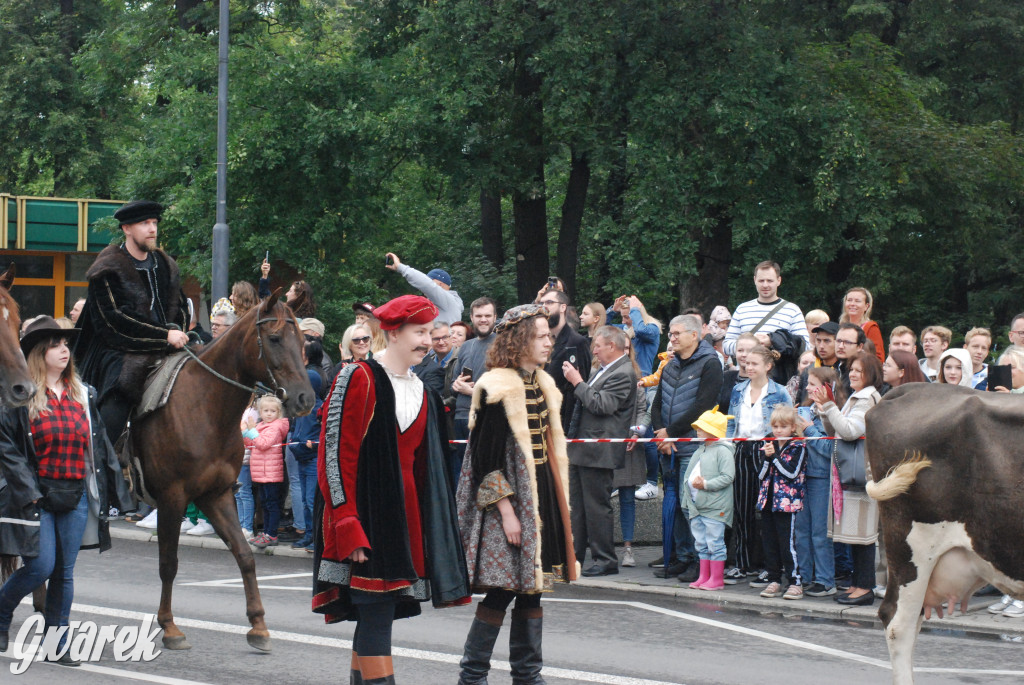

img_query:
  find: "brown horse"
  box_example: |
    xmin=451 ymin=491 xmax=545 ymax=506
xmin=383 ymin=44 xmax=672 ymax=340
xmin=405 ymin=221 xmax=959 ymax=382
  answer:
xmin=0 ymin=263 xmax=41 ymax=589
xmin=0 ymin=264 xmax=37 ymax=406
xmin=130 ymin=290 xmax=314 ymax=652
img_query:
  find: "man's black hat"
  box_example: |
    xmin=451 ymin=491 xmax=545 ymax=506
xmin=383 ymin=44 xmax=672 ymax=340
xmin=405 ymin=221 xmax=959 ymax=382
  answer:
xmin=812 ymin=322 xmax=840 ymax=337
xmin=113 ymin=200 xmax=163 ymax=226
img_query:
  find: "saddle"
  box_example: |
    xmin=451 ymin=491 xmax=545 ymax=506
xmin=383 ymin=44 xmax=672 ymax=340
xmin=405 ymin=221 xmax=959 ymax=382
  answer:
xmin=117 ymin=350 xmax=192 ymax=509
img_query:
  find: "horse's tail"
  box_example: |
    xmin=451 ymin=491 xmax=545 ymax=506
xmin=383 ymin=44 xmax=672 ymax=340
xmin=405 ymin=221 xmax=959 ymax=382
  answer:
xmin=1 ymin=554 xmax=19 ymax=582
xmin=866 ymin=452 xmax=933 ymax=502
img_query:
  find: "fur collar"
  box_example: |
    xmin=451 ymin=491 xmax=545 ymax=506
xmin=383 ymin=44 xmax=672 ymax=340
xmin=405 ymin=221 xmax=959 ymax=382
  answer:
xmin=86 ymin=243 xmax=180 ymax=283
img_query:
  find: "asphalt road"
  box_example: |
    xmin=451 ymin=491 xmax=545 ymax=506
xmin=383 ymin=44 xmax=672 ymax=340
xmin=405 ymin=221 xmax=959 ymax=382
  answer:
xmin=0 ymin=539 xmax=1021 ymax=684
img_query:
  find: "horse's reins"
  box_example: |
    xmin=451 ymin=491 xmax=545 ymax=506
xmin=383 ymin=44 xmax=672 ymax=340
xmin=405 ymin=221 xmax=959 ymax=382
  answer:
xmin=182 ymin=316 xmax=294 ymax=402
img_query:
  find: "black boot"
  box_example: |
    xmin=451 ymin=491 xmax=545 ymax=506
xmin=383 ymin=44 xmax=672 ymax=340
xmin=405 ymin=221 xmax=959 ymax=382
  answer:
xmin=0 ymin=630 xmax=8 ymax=653
xmin=459 ymin=605 xmax=505 ymax=685
xmin=509 ymin=607 xmax=545 ymax=685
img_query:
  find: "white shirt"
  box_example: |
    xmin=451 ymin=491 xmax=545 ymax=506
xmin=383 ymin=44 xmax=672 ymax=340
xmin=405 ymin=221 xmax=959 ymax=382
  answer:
xmin=379 ymin=355 xmax=424 ymax=431
xmin=737 ymin=383 xmax=768 ymax=439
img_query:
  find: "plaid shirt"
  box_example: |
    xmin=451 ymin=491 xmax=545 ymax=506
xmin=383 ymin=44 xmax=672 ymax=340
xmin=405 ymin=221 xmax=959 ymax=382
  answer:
xmin=31 ymin=387 xmax=89 ymax=480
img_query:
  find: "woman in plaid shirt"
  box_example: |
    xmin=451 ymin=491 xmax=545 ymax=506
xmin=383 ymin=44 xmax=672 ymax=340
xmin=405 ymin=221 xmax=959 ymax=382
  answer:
xmin=0 ymin=317 xmax=130 ymax=663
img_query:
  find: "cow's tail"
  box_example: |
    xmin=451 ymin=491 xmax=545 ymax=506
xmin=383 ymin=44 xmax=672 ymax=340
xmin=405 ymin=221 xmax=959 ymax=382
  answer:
xmin=866 ymin=452 xmax=933 ymax=502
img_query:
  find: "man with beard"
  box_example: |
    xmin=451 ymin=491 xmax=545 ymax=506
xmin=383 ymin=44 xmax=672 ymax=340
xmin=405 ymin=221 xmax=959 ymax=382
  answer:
xmin=74 ymin=200 xmax=190 ymax=444
xmin=313 ymin=295 xmax=470 ymax=685
xmin=449 ymin=297 xmax=497 ymax=480
xmin=539 ymin=289 xmax=592 ymax=430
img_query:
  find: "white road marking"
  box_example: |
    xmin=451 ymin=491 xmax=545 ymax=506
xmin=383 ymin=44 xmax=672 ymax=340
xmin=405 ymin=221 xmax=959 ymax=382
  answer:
xmin=31 ymin=591 xmax=1021 ymax=682
xmin=38 ymin=601 xmax=686 ymax=685
xmin=0 ymin=651 xmax=216 ymax=685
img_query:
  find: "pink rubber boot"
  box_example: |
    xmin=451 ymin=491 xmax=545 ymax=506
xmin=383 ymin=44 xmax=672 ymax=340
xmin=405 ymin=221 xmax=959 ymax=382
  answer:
xmin=701 ymin=560 xmax=726 ymax=590
xmin=689 ymin=559 xmax=711 ymax=589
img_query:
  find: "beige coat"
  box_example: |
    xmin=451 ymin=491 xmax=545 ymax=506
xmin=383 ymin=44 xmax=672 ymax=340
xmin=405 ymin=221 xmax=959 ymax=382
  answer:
xmin=822 ymin=386 xmax=881 ymax=544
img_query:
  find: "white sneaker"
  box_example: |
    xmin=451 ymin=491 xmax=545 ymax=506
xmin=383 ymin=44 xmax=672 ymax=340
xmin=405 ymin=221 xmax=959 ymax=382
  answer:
xmin=635 ymin=483 xmax=659 ymax=500
xmin=874 ymin=585 xmax=886 ymax=599
xmin=186 ymin=520 xmax=215 ymax=536
xmin=988 ymin=595 xmax=1013 ymax=614
xmin=180 ymin=518 xmax=196 ymax=533
xmin=622 ymin=548 xmax=636 ymax=567
xmin=241 ymin=528 xmax=253 ymax=540
xmin=1003 ymin=600 xmax=1024 ymax=618
xmin=136 ymin=510 xmax=158 ymax=529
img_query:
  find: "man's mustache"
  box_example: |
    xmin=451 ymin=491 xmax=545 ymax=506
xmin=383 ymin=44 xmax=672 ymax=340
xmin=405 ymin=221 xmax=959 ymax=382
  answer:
xmin=414 ymin=346 xmax=430 ymax=353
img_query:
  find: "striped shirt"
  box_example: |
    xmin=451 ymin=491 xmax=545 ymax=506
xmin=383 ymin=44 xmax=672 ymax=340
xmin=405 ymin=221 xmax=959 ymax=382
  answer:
xmin=722 ymin=298 xmax=811 ymax=357
xmin=520 ymin=369 xmax=550 ymax=464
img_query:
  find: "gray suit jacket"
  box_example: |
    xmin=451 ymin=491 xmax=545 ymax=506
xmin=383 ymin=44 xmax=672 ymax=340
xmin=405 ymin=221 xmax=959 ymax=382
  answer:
xmin=567 ymin=355 xmax=638 ymax=469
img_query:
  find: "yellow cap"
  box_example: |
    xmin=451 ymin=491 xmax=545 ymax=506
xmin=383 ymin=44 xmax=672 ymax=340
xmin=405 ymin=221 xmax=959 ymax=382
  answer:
xmin=691 ymin=405 xmax=734 ymax=440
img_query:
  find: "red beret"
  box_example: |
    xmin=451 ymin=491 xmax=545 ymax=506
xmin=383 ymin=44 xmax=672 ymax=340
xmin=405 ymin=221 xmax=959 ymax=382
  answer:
xmin=374 ymin=295 xmax=438 ymax=330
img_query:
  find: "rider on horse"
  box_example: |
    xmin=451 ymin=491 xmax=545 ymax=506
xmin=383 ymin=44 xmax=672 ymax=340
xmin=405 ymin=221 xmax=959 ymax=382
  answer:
xmin=74 ymin=200 xmax=191 ymax=445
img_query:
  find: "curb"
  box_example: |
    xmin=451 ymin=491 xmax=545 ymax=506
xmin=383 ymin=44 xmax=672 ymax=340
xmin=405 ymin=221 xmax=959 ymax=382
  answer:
xmin=110 ymin=523 xmax=313 ymax=559
xmin=109 ymin=523 xmax=1024 ymax=638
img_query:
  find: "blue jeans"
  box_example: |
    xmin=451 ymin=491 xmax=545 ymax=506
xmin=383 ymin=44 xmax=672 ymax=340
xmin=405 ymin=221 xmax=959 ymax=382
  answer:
xmin=690 ymin=515 xmax=727 ymax=561
xmin=661 ymin=452 xmax=696 ymax=564
xmin=260 ymin=482 xmax=283 ymax=536
xmin=0 ymin=490 xmax=88 ymax=641
xmin=235 ymin=463 xmax=254 ymax=531
xmin=285 ymin=446 xmax=305 ymax=532
xmin=794 ymin=475 xmax=835 ymax=587
xmin=642 ymin=425 xmax=659 ymax=486
xmin=618 ymin=486 xmax=636 ymax=542
xmin=296 ymin=458 xmax=317 ymax=543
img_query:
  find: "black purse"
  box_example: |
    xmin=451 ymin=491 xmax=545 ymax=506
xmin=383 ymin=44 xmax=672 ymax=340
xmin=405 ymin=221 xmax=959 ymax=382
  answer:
xmin=38 ymin=476 xmax=86 ymax=513
xmin=832 ymin=438 xmax=867 ymax=490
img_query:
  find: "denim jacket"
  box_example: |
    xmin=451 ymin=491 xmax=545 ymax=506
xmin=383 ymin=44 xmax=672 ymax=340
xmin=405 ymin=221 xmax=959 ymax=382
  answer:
xmin=726 ymin=378 xmax=792 ymax=438
xmin=800 ymin=410 xmax=832 ymax=478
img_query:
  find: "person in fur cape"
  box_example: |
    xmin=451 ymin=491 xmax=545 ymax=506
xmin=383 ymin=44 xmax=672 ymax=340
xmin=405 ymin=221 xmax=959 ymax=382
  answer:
xmin=73 ymin=200 xmax=190 ymax=445
xmin=455 ymin=304 xmax=578 ymax=685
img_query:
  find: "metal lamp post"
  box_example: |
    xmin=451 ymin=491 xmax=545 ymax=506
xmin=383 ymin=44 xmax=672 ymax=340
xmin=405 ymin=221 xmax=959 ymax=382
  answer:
xmin=211 ymin=0 xmax=230 ymax=302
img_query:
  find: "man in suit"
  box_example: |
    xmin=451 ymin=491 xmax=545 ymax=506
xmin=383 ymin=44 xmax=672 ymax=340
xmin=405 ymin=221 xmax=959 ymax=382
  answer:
xmin=562 ymin=326 xmax=638 ymax=576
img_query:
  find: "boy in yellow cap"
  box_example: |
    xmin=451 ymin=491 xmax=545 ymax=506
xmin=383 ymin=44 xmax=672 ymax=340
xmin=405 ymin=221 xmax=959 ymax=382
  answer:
xmin=681 ymin=406 xmax=736 ymax=590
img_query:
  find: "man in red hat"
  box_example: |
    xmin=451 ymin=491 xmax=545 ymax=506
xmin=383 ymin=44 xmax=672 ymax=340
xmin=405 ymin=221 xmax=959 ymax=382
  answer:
xmin=312 ymin=294 xmax=470 ymax=685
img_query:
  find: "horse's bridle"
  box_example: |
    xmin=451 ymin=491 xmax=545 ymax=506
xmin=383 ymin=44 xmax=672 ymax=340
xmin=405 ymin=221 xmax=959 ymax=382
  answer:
xmin=183 ymin=315 xmax=296 ymax=402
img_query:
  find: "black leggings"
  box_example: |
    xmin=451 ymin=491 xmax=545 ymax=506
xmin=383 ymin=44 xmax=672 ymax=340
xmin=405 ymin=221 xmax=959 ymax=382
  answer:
xmin=480 ymin=588 xmax=542 ymax=613
xmin=352 ymin=601 xmax=395 ymax=657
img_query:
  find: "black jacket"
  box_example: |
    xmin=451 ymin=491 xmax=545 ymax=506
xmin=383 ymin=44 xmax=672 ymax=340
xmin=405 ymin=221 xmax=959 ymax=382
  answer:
xmin=544 ymin=324 xmax=593 ymax=430
xmin=74 ymin=244 xmax=189 ymax=403
xmin=0 ymin=385 xmax=132 ymax=557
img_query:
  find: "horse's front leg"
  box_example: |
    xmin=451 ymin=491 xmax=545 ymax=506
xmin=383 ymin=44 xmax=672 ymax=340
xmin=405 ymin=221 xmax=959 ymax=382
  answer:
xmin=197 ymin=488 xmax=271 ymax=652
xmin=155 ymin=493 xmax=190 ymax=650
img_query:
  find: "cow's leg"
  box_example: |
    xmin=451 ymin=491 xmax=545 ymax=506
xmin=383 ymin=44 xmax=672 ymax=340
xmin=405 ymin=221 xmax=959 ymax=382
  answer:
xmin=196 ymin=488 xmax=271 ymax=652
xmin=880 ymin=546 xmax=940 ymax=685
xmin=155 ymin=492 xmax=190 ymax=650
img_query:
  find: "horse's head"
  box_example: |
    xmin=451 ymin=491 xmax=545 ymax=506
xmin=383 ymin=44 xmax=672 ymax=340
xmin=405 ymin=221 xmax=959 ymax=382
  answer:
xmin=244 ymin=290 xmax=315 ymax=417
xmin=0 ymin=265 xmax=37 ymax=406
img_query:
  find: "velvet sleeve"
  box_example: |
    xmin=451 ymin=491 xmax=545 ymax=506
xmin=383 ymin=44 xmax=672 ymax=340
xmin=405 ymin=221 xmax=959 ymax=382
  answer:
xmin=87 ymin=275 xmax=173 ymax=352
xmin=468 ymin=390 xmax=515 ymax=506
xmin=317 ymin=364 xmax=374 ymax=560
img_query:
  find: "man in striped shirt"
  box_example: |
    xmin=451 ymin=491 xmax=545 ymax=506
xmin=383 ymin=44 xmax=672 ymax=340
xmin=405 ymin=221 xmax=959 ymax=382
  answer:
xmin=722 ymin=261 xmax=811 ymax=359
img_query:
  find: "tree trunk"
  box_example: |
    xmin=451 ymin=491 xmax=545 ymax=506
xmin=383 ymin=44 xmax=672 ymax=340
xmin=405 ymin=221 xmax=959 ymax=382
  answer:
xmin=479 ymin=187 xmax=504 ymax=270
xmin=512 ymin=51 xmax=548 ymax=304
xmin=556 ymin=150 xmax=590 ymax=303
xmin=678 ymin=208 xmax=732 ymax=319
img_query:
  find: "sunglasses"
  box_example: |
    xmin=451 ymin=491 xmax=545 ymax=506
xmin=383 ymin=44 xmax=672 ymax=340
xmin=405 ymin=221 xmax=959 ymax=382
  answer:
xmin=352 ymin=336 xmax=371 ymax=344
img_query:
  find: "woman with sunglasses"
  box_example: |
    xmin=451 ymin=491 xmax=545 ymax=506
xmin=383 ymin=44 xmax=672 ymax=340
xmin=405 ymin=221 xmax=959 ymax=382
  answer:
xmin=331 ymin=324 xmax=374 ymax=384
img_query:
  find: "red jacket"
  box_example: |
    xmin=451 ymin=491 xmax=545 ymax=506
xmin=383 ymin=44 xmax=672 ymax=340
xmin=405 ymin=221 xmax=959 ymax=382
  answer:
xmin=244 ymin=418 xmax=288 ymax=483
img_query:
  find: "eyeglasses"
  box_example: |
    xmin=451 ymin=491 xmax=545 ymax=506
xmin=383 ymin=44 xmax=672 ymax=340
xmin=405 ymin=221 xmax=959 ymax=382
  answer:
xmin=211 ymin=323 xmax=228 ymax=330
xmin=539 ymin=300 xmax=560 ymax=307
xmin=431 ymin=336 xmax=448 ymax=343
xmin=352 ymin=336 xmax=371 ymax=344
xmin=835 ymin=339 xmax=859 ymax=346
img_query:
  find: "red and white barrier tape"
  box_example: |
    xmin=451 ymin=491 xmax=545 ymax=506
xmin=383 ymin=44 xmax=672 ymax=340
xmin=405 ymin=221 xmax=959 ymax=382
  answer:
xmin=447 ymin=436 xmax=863 ymax=445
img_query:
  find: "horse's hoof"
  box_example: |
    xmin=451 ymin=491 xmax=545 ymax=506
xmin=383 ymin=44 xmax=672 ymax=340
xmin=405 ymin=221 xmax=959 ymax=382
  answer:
xmin=162 ymin=634 xmax=192 ymax=650
xmin=247 ymin=630 xmax=271 ymax=652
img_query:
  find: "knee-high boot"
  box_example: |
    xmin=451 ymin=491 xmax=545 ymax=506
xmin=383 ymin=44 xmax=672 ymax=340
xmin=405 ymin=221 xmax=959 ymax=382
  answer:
xmin=509 ymin=607 xmax=545 ymax=685
xmin=459 ymin=605 xmax=506 ymax=684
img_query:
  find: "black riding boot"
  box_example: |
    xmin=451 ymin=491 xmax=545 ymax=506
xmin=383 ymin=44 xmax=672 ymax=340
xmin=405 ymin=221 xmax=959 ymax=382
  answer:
xmin=459 ymin=605 xmax=505 ymax=685
xmin=509 ymin=607 xmax=546 ymax=685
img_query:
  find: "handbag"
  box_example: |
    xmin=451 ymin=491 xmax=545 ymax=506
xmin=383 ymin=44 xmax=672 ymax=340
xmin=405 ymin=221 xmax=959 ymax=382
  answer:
xmin=832 ymin=437 xmax=867 ymax=490
xmin=38 ymin=476 xmax=86 ymax=514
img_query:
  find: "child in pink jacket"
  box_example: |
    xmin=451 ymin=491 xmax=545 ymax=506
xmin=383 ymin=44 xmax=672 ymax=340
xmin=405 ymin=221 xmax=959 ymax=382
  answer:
xmin=243 ymin=396 xmax=289 ymax=547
